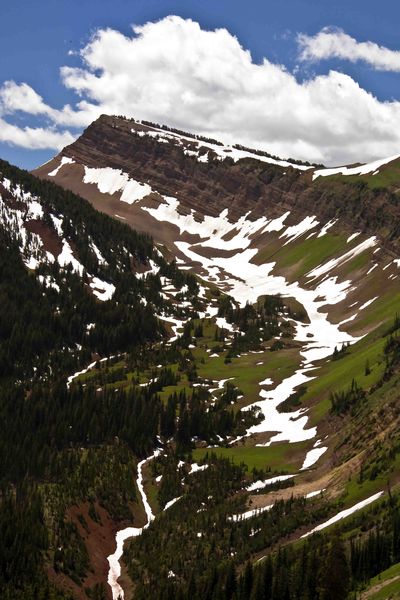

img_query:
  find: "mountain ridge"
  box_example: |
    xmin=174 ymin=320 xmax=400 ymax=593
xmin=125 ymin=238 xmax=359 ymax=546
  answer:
xmin=34 ymin=114 xmax=400 ymax=255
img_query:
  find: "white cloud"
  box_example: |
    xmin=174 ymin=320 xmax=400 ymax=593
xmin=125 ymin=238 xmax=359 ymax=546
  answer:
xmin=0 ymin=80 xmax=97 ymax=127
xmin=0 ymin=82 xmax=49 ymax=116
xmin=0 ymin=117 xmax=74 ymax=150
xmin=2 ymin=17 xmax=400 ymax=165
xmin=298 ymin=27 xmax=400 ymax=72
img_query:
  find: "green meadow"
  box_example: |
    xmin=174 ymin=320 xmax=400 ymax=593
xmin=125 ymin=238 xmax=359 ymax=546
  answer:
xmin=193 ymin=440 xmax=308 ymax=473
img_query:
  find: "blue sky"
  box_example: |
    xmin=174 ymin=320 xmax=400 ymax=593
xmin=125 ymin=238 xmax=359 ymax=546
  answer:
xmin=1 ymin=0 xmax=400 ymax=168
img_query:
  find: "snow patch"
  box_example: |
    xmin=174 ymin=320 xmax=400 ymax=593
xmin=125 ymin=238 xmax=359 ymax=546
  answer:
xmin=245 ymin=367 xmax=318 ymax=446
xmin=230 ymin=504 xmax=273 ymax=522
xmin=188 ymin=463 xmax=209 ymax=475
xmin=317 ymin=220 xmax=337 ymax=238
xmin=313 ymin=155 xmax=400 ymax=180
xmin=246 ymin=474 xmax=295 ymax=492
xmin=305 ymin=489 xmax=325 ymax=499
xmin=359 ymin=297 xmax=378 ymax=310
xmin=58 ymin=241 xmax=84 ymax=275
xmin=38 ymin=274 xmax=60 ymax=292
xmin=24 ymin=256 xmax=40 ymax=270
xmin=347 ymin=233 xmax=360 ymax=244
xmin=90 ymin=277 xmax=116 ymax=301
xmin=48 ymin=156 xmax=74 ymax=177
xmin=367 ymin=264 xmax=378 ymax=275
xmin=300 ymin=446 xmax=328 ymax=470
xmin=164 ymin=496 xmax=183 ymax=511
xmin=90 ymin=241 xmax=107 ymax=265
xmin=301 ymin=491 xmax=384 ymax=538
xmin=280 ymin=216 xmax=319 ymax=245
xmin=215 ymin=316 xmax=236 ymax=332
xmin=83 ymin=166 xmax=152 ymax=204
xmin=135 ymin=126 xmax=311 ymax=171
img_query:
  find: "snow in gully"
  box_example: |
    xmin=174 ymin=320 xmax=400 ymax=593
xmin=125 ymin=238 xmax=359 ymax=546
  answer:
xmin=142 ymin=195 xmax=365 ymax=447
xmin=107 ymin=449 xmax=161 ymax=600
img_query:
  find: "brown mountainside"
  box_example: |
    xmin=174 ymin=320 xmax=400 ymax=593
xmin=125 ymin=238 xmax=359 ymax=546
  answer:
xmin=33 ymin=114 xmax=400 ymax=254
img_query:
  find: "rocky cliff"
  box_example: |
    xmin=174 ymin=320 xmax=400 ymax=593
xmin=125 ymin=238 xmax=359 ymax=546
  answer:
xmin=33 ymin=114 xmax=400 ymax=254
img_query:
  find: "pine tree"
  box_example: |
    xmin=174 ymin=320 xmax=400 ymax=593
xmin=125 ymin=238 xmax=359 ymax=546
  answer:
xmin=321 ymin=537 xmax=350 ymax=600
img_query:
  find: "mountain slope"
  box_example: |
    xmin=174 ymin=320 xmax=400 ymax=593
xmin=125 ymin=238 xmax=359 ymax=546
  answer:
xmin=0 ymin=159 xmax=206 ymax=600
xmin=2 ymin=115 xmax=400 ymax=599
xmin=34 ymin=115 xmax=400 ymax=252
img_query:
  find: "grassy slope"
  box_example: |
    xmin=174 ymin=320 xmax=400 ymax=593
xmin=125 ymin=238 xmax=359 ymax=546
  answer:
xmin=307 ymin=330 xmax=387 ymax=423
xmin=246 ymin=228 xmax=400 ymax=509
xmin=255 ymin=232 xmax=348 ymax=281
xmin=197 ymin=349 xmax=299 ymax=408
xmin=322 ymin=158 xmax=400 ymax=191
xmin=349 ymin=289 xmax=400 ymax=333
xmin=362 ymin=562 xmax=400 ymax=599
xmin=71 ymin=233 xmax=400 ymax=509
xmin=193 ymin=441 xmax=308 ymax=473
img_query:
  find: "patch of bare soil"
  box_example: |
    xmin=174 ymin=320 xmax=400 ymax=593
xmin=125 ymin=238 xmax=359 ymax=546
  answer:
xmin=191 ymin=244 xmax=242 ymax=260
xmin=0 ymin=182 xmax=27 ymax=210
xmin=47 ymin=565 xmax=87 ymax=600
xmin=25 ymin=218 xmax=63 ymax=258
xmin=248 ymin=447 xmax=365 ymax=512
xmin=277 ymin=259 xmax=307 ymax=283
xmin=49 ymin=501 xmax=145 ymax=600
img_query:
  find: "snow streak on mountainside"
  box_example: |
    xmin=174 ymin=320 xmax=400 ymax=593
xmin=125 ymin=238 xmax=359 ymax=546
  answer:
xmin=32 ymin=115 xmax=400 ymax=453
xmin=134 ymin=124 xmax=313 ymax=170
xmin=107 ymin=449 xmax=161 ymax=600
xmin=313 ymin=154 xmax=400 ymax=180
xmin=0 ymin=176 xmax=102 ymax=285
xmin=140 ymin=193 xmax=374 ymax=448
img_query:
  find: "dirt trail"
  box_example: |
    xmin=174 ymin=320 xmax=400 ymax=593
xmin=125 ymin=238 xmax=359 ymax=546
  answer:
xmin=360 ymin=575 xmax=400 ymax=598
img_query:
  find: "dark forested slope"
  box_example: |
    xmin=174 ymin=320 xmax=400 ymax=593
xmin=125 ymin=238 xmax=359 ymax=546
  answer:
xmin=0 ymin=159 xmax=201 ymax=599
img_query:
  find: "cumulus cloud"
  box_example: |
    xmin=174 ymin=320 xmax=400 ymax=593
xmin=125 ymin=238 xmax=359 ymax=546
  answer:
xmin=298 ymin=27 xmax=400 ymax=72
xmin=0 ymin=80 xmax=98 ymax=127
xmin=0 ymin=81 xmax=90 ymax=150
xmin=2 ymin=16 xmax=400 ymax=165
xmin=0 ymin=117 xmax=74 ymax=150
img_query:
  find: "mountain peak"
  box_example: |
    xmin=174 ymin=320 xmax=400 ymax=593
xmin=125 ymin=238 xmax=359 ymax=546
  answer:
xmin=34 ymin=114 xmax=400 ymax=254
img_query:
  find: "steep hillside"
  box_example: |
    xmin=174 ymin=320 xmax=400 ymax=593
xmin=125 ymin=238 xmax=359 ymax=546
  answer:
xmin=2 ymin=115 xmax=400 ymax=600
xmin=0 ymin=159 xmax=205 ymax=600
xmin=34 ymin=115 xmax=400 ymax=252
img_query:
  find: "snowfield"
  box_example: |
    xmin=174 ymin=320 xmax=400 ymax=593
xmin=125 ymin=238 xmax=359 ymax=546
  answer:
xmin=83 ymin=166 xmax=152 ymax=204
xmin=89 ymin=277 xmax=116 ymax=301
xmin=141 ymin=194 xmax=364 ymax=447
xmin=300 ymin=446 xmax=328 ymax=470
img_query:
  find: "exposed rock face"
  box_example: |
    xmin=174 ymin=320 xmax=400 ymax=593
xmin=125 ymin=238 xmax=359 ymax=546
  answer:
xmin=33 ymin=114 xmax=400 ymax=253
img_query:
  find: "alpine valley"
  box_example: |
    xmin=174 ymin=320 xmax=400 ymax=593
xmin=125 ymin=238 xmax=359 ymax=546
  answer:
xmin=2 ymin=114 xmax=400 ymax=600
